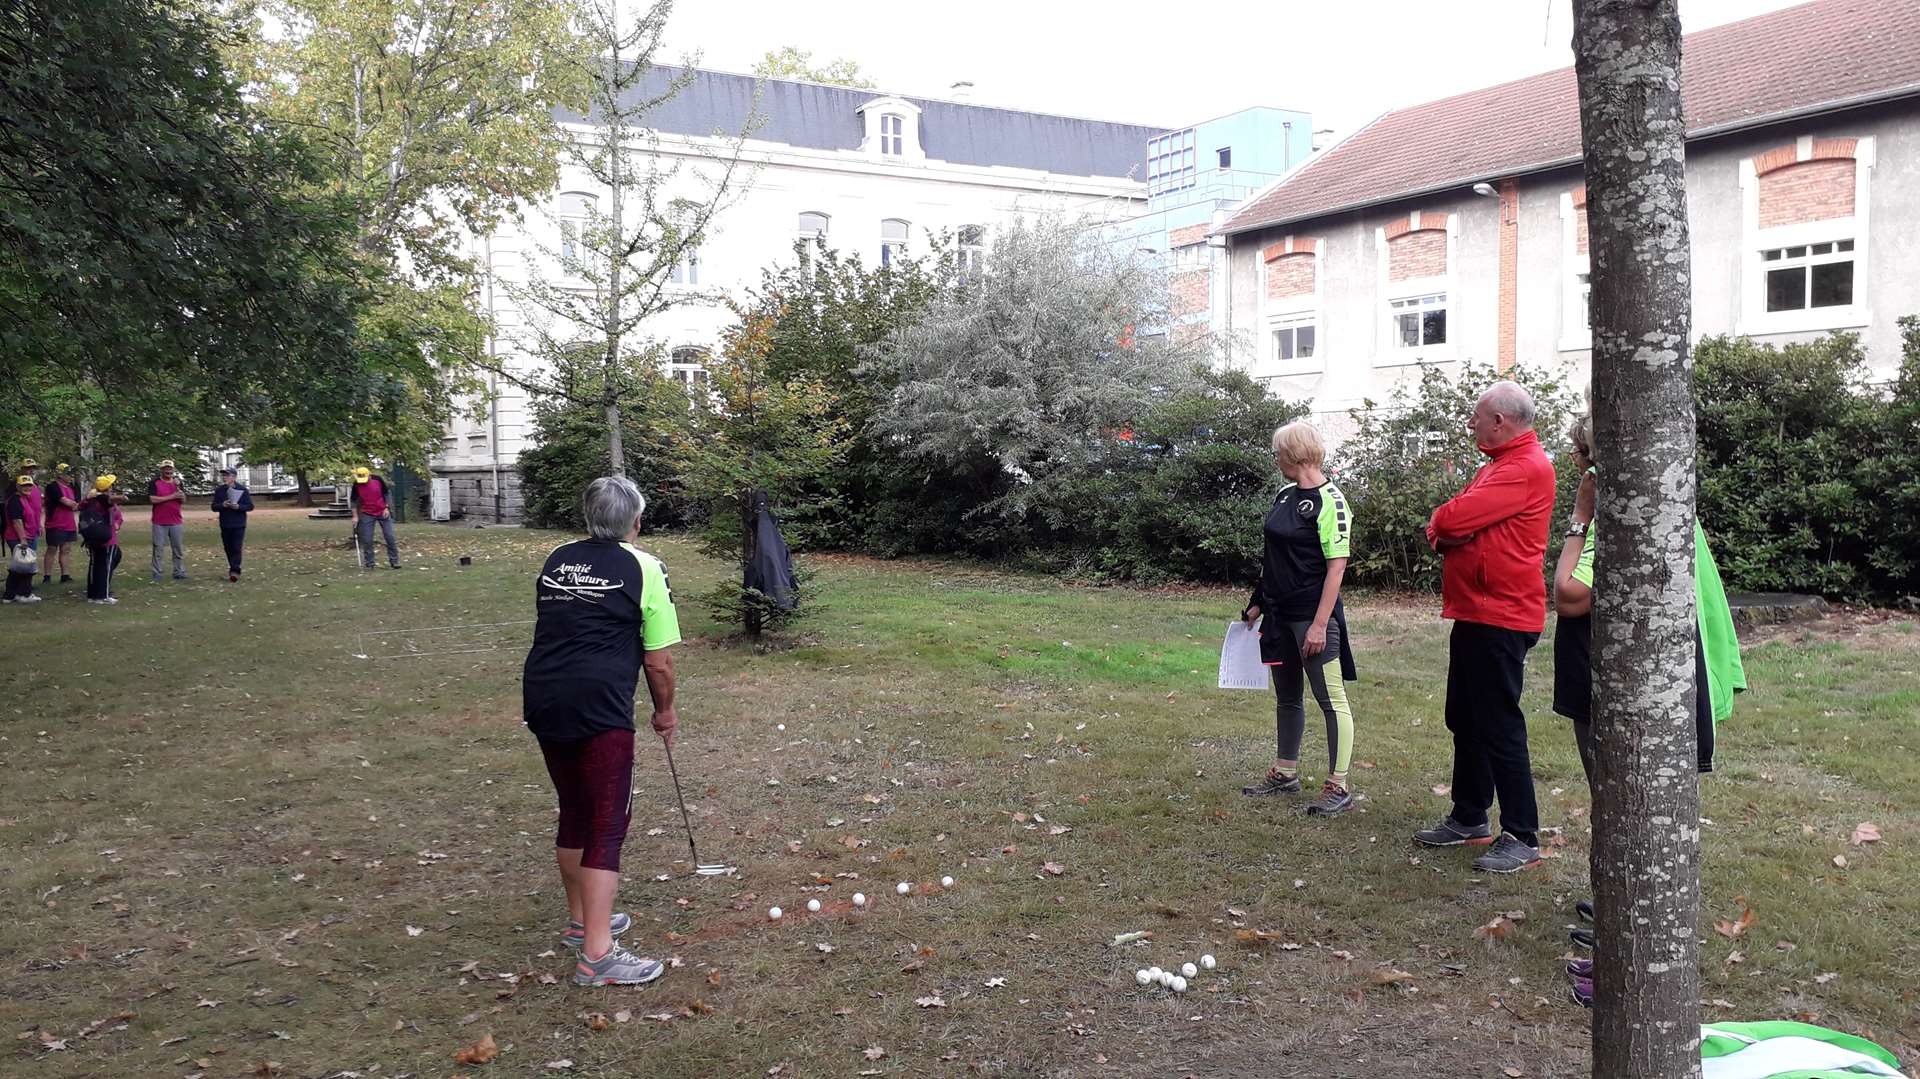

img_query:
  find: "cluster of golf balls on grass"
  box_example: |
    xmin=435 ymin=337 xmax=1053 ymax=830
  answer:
xmin=1135 ymin=954 xmax=1215 ymax=993
xmin=768 ymin=876 xmax=956 ymax=921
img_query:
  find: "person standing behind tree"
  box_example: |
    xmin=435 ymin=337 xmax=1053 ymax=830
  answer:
xmin=5 ymin=475 xmax=41 ymax=604
xmin=1411 ymin=380 xmax=1557 ymax=875
xmin=147 ymin=459 xmax=189 ymax=582
xmin=81 ymin=474 xmax=127 ymax=604
xmin=1238 ymin=421 xmax=1361 ymax=817
xmin=349 ymin=466 xmax=401 ymax=570
xmin=211 ymin=467 xmax=255 ymax=581
xmin=42 ymin=463 xmax=80 ymax=585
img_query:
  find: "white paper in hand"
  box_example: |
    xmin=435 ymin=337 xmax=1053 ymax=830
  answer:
xmin=1218 ymin=619 xmax=1270 ymax=690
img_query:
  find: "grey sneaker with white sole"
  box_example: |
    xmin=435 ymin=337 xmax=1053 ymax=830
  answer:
xmin=573 ymin=944 xmax=663 ymax=987
xmin=561 ymin=911 xmax=633 ymax=951
xmin=1305 ymin=781 xmax=1353 ymax=817
xmin=1411 ymin=816 xmax=1495 ymax=847
xmin=1241 ymin=768 xmax=1302 ymax=797
xmin=1471 ymin=832 xmax=1543 ymax=874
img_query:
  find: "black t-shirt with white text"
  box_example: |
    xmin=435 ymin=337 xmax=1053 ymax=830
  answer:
xmin=521 ymin=538 xmax=682 ymax=741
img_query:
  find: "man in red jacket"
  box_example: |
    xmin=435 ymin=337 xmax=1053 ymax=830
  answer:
xmin=1413 ymin=381 xmax=1557 ymax=874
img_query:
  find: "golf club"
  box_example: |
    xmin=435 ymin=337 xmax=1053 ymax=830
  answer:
xmin=662 ymin=737 xmax=732 ymax=875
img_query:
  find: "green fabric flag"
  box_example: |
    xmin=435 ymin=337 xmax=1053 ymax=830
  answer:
xmin=1695 ymin=522 xmax=1747 ymax=723
xmin=1700 ymin=1020 xmax=1906 ymax=1078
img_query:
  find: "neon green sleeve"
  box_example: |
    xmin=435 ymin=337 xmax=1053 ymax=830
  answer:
xmin=1572 ymin=525 xmax=1595 ymax=587
xmin=622 ymin=543 xmax=683 ymax=651
xmin=1317 ymin=483 xmax=1352 ymax=559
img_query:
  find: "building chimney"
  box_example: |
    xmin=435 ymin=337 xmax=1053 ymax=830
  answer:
xmin=950 ymin=80 xmax=974 ymax=101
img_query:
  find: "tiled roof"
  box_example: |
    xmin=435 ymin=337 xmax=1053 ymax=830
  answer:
xmin=1220 ymin=0 xmax=1920 ymax=236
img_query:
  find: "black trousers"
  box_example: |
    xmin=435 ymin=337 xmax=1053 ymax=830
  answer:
xmin=86 ymin=544 xmax=122 ymax=600
xmin=4 ymin=569 xmax=31 ymax=599
xmin=220 ymin=526 xmax=246 ymax=574
xmin=1445 ymin=621 xmax=1541 ymax=846
xmin=1567 ymin=622 xmax=1717 ymax=785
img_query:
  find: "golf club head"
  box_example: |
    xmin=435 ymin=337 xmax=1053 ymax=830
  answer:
xmin=694 ymin=863 xmax=734 ymax=876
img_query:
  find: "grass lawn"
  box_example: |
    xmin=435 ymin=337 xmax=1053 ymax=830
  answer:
xmin=4 ymin=508 xmax=1916 ymax=1078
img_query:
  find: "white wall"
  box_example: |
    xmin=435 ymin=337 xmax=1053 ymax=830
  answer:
xmin=435 ymin=128 xmax=1147 ymax=473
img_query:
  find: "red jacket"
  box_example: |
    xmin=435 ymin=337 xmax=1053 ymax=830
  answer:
xmin=1426 ymin=429 xmax=1556 ymax=633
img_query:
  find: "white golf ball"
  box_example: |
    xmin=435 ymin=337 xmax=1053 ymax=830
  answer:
xmin=1171 ymin=975 xmax=1188 ymax=993
xmin=1181 ymin=962 xmax=1198 ymax=978
xmin=941 ymin=875 xmax=955 ymax=888
xmin=1135 ymin=969 xmax=1152 ymax=986
xmin=767 ymin=906 xmax=782 ymax=920
xmin=776 ymin=723 xmax=785 ymax=731
xmin=1158 ymin=972 xmax=1174 ymax=988
xmin=1200 ymin=954 xmax=1216 ymax=970
xmin=852 ymin=892 xmax=866 ymax=907
xmin=896 ymin=882 xmax=911 ymax=895
xmin=1147 ymin=966 xmax=1163 ymax=980
xmin=806 ymin=899 xmax=821 ymax=913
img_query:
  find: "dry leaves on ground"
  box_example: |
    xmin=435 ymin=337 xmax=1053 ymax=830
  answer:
xmin=863 ymin=1045 xmax=887 ymax=1061
xmin=1040 ymin=862 xmax=1065 ymax=876
xmin=1713 ymin=909 xmax=1756 ymax=940
xmin=1851 ymin=822 xmax=1881 ymax=845
xmin=453 ymin=1033 xmax=499 ymax=1065
xmin=915 ymin=996 xmax=946 ymax=1008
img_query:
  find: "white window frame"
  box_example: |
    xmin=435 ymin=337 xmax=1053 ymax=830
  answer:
xmin=880 ymin=218 xmax=910 ymax=268
xmin=1558 ymin=192 xmax=1592 ymax=353
xmin=1373 ymin=212 xmax=1458 ymax=367
xmin=668 ymin=346 xmax=710 ymax=390
xmin=856 ymin=97 xmax=925 ymax=164
xmin=664 ymin=202 xmax=701 ymax=288
xmin=557 ymin=191 xmax=597 ymax=267
xmin=1760 ymin=238 xmax=1858 ymax=315
xmin=1737 ymin=135 xmax=1873 ymax=336
xmin=1254 ymin=236 xmax=1325 ymax=377
xmin=1170 ymin=242 xmax=1207 ymax=272
xmin=957 ymin=225 xmax=985 ymax=281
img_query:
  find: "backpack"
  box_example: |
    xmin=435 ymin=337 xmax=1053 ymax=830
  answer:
xmin=78 ymin=501 xmax=112 ymax=547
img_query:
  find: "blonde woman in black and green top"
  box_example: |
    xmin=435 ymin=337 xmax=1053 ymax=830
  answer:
xmin=1240 ymin=421 xmax=1360 ymax=816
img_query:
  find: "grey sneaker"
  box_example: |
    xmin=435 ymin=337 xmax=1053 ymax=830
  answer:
xmin=573 ymin=943 xmax=663 ymax=987
xmin=1305 ymin=781 xmax=1353 ymax=817
xmin=1412 ymin=816 xmax=1495 ymax=847
xmin=1241 ymin=768 xmax=1302 ymax=797
xmin=561 ymin=911 xmax=633 ymax=951
xmin=1472 ymin=832 xmax=1542 ymax=874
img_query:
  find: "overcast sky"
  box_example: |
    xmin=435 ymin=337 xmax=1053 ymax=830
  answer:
xmin=660 ymin=0 xmax=1810 ymax=137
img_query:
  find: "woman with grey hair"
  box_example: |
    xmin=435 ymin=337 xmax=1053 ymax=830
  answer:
xmin=521 ymin=476 xmax=684 ymax=987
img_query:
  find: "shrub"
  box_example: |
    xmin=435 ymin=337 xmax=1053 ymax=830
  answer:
xmin=1333 ymin=361 xmax=1581 ymax=591
xmin=1694 ymin=332 xmax=1892 ymax=600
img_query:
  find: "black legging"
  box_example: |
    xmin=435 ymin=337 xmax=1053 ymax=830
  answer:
xmin=86 ymin=544 xmax=121 ymax=600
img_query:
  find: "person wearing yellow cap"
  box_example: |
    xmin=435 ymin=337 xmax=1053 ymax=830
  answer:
xmin=4 ymin=474 xmax=41 ymax=604
xmin=42 ymin=463 xmax=81 ymax=585
xmin=80 ymin=474 xmax=127 ymax=603
xmin=147 ymin=459 xmax=189 ymax=582
xmin=349 ymin=465 xmax=401 ymax=570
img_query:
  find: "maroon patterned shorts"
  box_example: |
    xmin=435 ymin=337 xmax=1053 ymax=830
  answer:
xmin=538 ymin=728 xmax=635 ymax=871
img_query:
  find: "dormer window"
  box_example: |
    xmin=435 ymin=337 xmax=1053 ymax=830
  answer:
xmin=857 ymin=97 xmax=925 ymax=164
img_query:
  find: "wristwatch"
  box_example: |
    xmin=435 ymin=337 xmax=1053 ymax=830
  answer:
xmin=1566 ymin=519 xmax=1591 ymax=538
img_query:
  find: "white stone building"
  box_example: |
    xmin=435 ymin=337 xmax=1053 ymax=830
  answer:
xmin=435 ymin=66 xmax=1163 ymax=522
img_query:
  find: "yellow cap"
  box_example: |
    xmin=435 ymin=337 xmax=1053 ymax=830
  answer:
xmin=20 ymin=457 xmax=36 ymax=468
xmin=57 ymin=463 xmax=70 ymax=472
xmin=94 ymin=474 xmax=116 ymax=492
xmin=158 ymin=459 xmax=175 ymax=469
xmin=14 ymin=475 xmax=28 ymax=487
xmin=353 ymin=467 xmax=371 ymax=482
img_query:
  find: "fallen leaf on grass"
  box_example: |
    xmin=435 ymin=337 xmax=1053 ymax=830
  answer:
xmin=1048 ymin=825 xmax=1071 ymax=835
xmin=1850 ymin=822 xmax=1881 ymax=845
xmin=253 ymin=1062 xmax=282 ymax=1076
xmin=452 ymin=1033 xmax=498 ymax=1065
xmin=1041 ymin=862 xmax=1065 ymax=876
xmin=585 ymin=1013 xmax=610 ymax=1031
xmin=405 ymin=925 xmax=423 ymax=937
xmin=545 ymin=1060 xmax=574 ymax=1070
xmin=614 ymin=1010 xmax=632 ymax=1023
xmin=816 ymin=943 xmax=835 ymax=954
xmin=1713 ymin=909 xmax=1755 ymax=940
xmin=1815 ymin=972 xmax=1839 ymax=984
xmin=1503 ymin=1068 xmax=1525 ymax=1078
xmin=1331 ymin=950 xmax=1354 ymax=961
xmin=984 ymin=977 xmax=1006 ymax=988
xmin=1833 ymin=854 xmax=1849 ymax=869
xmin=863 ymin=1046 xmax=887 ymax=1061
xmin=1431 ymin=784 xmax=1451 ymax=796
xmin=195 ymin=998 xmax=222 ymax=1009
xmin=915 ymin=996 xmax=946 ymax=1008
xmin=1011 ymin=812 xmax=1029 ymax=823
xmin=1726 ymin=950 xmax=1745 ymax=966
xmin=1474 ymin=917 xmax=1512 ymax=942
xmin=1370 ymin=969 xmax=1415 ymax=987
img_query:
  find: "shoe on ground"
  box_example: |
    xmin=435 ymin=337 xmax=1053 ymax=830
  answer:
xmin=1566 ymin=957 xmax=1594 ymax=979
xmin=573 ymin=944 xmax=663 ymax=987
xmin=1570 ymin=975 xmax=1593 ymax=1008
xmin=1575 ymin=899 xmax=1594 ymax=923
xmin=1472 ymin=832 xmax=1542 ymax=874
xmin=13 ymin=594 xmax=43 ymax=604
xmin=1412 ymin=816 xmax=1495 ymax=847
xmin=1570 ymin=927 xmax=1595 ymax=949
xmin=229 ymin=572 xmax=239 ymax=582
xmin=173 ymin=574 xmax=189 ymax=580
xmin=60 ymin=575 xmax=73 ymax=583
xmin=388 ymin=563 xmax=402 ymax=570
xmin=1305 ymin=780 xmax=1353 ymax=817
xmin=41 ymin=575 xmax=50 ymax=583
xmin=89 ymin=598 xmax=118 ymax=605
xmin=1241 ymin=768 xmax=1302 ymax=797
xmin=561 ymin=912 xmax=633 ymax=952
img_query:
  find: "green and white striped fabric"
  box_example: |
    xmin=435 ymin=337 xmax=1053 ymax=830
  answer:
xmin=1701 ymin=1022 xmax=1907 ymax=1079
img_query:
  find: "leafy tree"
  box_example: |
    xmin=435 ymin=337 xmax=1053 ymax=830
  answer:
xmin=488 ymin=0 xmax=753 ymax=476
xmin=752 ymin=46 xmax=876 ymax=88
xmin=1 ymin=0 xmax=370 ymax=459
xmin=752 ymin=236 xmax=956 ymax=547
xmin=516 ymin=366 xmax=694 ymax=533
xmin=868 ymin=216 xmax=1205 ymax=554
xmin=676 ymin=306 xmax=845 ymax=638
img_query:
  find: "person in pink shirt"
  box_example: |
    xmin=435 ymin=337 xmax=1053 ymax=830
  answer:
xmin=42 ymin=462 xmax=81 ymax=585
xmin=5 ymin=474 xmax=40 ymax=604
xmin=147 ymin=459 xmax=189 ymax=582
xmin=349 ymin=466 xmax=402 ymax=570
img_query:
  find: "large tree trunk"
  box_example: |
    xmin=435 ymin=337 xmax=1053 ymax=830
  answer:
xmin=605 ymin=398 xmax=626 ymax=477
xmin=1571 ymin=3 xmax=1702 ymax=1077
xmin=295 ymin=468 xmax=313 ymax=508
